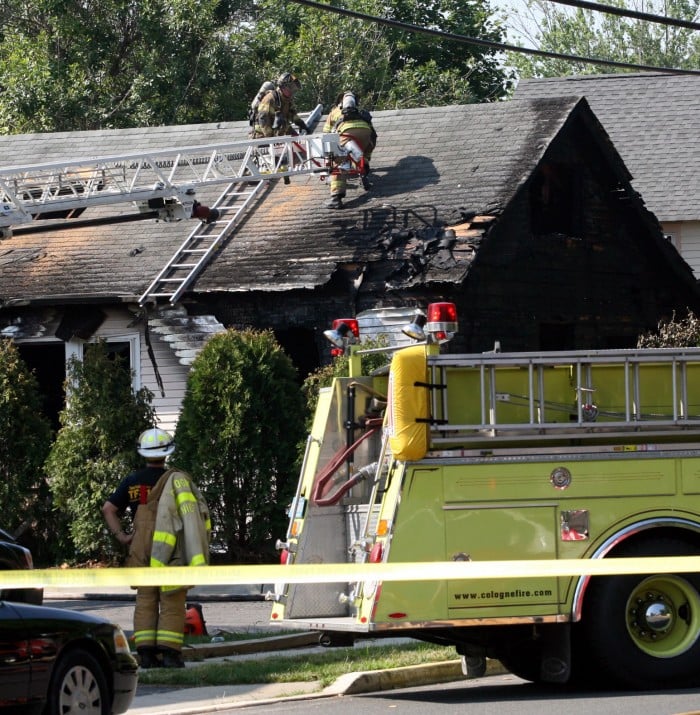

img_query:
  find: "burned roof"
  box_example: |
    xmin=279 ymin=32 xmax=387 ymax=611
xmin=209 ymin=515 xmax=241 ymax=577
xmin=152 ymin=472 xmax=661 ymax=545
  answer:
xmin=514 ymin=73 xmax=700 ymax=222
xmin=0 ymin=97 xmax=632 ymax=304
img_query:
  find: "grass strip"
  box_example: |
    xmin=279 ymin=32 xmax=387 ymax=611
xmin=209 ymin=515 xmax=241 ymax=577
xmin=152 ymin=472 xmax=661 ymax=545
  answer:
xmin=138 ymin=642 xmax=458 ymax=688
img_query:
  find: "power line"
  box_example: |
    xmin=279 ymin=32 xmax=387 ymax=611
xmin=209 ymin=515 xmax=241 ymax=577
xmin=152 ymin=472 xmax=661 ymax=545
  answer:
xmin=286 ymin=0 xmax=700 ymax=75
xmin=547 ymin=0 xmax=700 ymax=31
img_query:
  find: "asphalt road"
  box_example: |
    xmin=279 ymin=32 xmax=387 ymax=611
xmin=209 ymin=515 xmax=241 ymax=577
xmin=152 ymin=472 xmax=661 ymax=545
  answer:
xmin=201 ymin=677 xmax=700 ymax=715
xmin=46 ymin=596 xmax=275 ymax=638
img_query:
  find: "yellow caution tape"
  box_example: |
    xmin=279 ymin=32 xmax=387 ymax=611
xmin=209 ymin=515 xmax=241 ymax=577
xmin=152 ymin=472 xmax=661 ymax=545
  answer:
xmin=2 ymin=556 xmax=700 ymax=590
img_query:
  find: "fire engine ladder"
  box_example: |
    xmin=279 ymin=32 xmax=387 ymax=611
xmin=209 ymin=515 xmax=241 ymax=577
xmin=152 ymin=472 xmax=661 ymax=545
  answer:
xmin=138 ymin=106 xmax=330 ymax=305
xmin=0 ymin=105 xmax=348 ymax=303
xmin=426 ymin=348 xmax=700 ymax=445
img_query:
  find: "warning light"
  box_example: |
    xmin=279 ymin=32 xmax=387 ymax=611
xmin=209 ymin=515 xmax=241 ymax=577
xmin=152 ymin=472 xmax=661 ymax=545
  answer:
xmin=425 ymin=302 xmax=458 ymax=343
xmin=324 ymin=318 xmax=360 ymax=348
xmin=369 ymin=543 xmax=383 ymax=563
xmin=280 ymin=549 xmax=291 ymax=565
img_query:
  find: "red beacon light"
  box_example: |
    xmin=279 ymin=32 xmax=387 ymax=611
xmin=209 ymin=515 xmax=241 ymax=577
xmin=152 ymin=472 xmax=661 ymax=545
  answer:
xmin=324 ymin=318 xmax=360 ymax=349
xmin=425 ymin=302 xmax=458 ymax=343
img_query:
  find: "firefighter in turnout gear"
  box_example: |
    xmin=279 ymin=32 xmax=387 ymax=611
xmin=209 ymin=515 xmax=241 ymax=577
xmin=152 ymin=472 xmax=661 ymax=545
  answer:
xmin=102 ymin=428 xmax=211 ymax=669
xmin=250 ymin=72 xmax=307 ymax=139
xmin=323 ymin=91 xmax=377 ymax=209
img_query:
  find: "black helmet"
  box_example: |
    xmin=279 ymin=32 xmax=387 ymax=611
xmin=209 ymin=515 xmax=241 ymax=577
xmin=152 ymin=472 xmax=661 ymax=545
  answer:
xmin=277 ymin=72 xmax=302 ymax=92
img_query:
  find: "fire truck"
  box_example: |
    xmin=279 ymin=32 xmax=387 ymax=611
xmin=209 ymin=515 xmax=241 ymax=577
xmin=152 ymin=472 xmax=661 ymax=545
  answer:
xmin=269 ymin=303 xmax=700 ymax=690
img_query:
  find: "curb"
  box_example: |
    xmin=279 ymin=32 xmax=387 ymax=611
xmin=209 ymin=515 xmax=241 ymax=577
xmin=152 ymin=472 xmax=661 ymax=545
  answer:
xmin=182 ymin=631 xmax=321 ymax=660
xmin=328 ymin=658 xmax=508 ymax=696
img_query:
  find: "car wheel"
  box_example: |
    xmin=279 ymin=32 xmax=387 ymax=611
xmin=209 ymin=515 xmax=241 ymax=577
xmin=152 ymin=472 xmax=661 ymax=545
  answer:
xmin=47 ymin=650 xmax=109 ymax=715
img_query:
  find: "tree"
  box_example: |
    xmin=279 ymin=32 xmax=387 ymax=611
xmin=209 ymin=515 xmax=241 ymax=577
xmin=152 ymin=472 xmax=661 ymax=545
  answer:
xmin=172 ymin=329 xmax=305 ymax=563
xmin=0 ymin=0 xmax=256 ymax=132
xmin=253 ymin=0 xmax=513 ymax=110
xmin=508 ymin=0 xmax=700 ymax=78
xmin=46 ymin=340 xmax=155 ymax=562
xmin=0 ymin=339 xmax=54 ymax=558
xmin=1 ymin=0 xmax=513 ymax=133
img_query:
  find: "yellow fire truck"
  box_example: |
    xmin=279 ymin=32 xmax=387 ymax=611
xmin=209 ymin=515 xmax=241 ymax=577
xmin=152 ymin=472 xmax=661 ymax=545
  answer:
xmin=269 ymin=303 xmax=700 ymax=689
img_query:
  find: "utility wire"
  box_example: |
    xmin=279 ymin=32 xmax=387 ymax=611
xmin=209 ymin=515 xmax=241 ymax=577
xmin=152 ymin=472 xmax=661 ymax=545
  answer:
xmin=287 ymin=0 xmax=700 ymax=75
xmin=546 ymin=0 xmax=700 ymax=31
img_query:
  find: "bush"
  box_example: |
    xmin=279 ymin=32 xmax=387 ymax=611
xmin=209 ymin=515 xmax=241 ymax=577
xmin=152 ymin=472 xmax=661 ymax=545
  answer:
xmin=637 ymin=311 xmax=700 ymax=348
xmin=301 ymin=336 xmax=391 ymax=421
xmin=172 ymin=329 xmax=306 ymax=563
xmin=0 ymin=339 xmax=54 ymax=559
xmin=45 ymin=340 xmax=154 ymax=562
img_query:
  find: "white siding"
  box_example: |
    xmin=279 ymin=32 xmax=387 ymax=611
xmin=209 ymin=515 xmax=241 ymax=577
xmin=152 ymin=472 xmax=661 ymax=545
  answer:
xmin=70 ymin=307 xmax=189 ymax=433
xmin=662 ymin=220 xmax=700 ymax=279
xmin=139 ymin=329 xmax=189 ymax=433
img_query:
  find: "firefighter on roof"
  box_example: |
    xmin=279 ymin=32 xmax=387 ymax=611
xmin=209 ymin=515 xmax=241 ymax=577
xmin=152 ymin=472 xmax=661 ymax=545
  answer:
xmin=102 ymin=428 xmax=211 ymax=669
xmin=250 ymin=72 xmax=308 ymax=139
xmin=323 ymin=91 xmax=377 ymax=209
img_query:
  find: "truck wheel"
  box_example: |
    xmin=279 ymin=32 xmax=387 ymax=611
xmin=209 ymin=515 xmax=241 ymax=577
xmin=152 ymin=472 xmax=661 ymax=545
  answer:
xmin=581 ymin=537 xmax=700 ymax=689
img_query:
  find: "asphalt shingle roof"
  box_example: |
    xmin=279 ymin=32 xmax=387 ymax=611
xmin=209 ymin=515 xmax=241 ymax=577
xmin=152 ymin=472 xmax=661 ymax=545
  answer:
xmin=514 ymin=73 xmax=700 ymax=222
xmin=0 ymin=97 xmax=618 ymax=303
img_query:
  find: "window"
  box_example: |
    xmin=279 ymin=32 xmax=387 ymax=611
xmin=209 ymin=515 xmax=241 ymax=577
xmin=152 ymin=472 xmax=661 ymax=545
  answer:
xmin=529 ymin=162 xmax=578 ymax=235
xmin=66 ymin=335 xmax=141 ymax=389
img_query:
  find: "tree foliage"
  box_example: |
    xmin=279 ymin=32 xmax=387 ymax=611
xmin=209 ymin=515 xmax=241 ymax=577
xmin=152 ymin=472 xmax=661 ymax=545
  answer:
xmin=0 ymin=0 xmax=512 ymax=132
xmin=254 ymin=0 xmax=512 ymax=110
xmin=172 ymin=329 xmax=305 ymax=563
xmin=637 ymin=311 xmax=700 ymax=348
xmin=45 ymin=340 xmax=154 ymax=562
xmin=0 ymin=339 xmax=53 ymax=554
xmin=508 ymin=0 xmax=700 ymax=78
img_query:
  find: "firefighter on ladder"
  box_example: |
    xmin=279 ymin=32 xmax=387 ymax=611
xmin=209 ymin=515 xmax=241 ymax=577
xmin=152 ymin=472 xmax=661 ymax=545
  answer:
xmin=323 ymin=91 xmax=377 ymax=209
xmin=102 ymin=428 xmax=211 ymax=669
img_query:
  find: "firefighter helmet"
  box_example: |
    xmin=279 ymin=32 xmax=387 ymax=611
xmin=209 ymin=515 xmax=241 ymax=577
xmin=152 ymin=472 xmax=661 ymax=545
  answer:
xmin=137 ymin=428 xmax=175 ymax=459
xmin=276 ymin=72 xmax=301 ymax=92
xmin=341 ymin=91 xmax=357 ymax=112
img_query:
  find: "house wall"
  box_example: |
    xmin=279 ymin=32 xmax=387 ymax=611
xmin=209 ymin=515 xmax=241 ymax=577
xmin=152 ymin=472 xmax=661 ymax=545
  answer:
xmin=451 ymin=126 xmax=700 ymax=353
xmin=663 ymin=220 xmax=700 ymax=278
xmin=69 ymin=307 xmax=188 ymax=433
xmin=8 ymin=306 xmax=188 ymax=434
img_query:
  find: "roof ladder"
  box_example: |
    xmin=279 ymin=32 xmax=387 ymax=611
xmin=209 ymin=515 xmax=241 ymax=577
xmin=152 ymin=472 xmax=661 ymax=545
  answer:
xmin=138 ymin=176 xmax=268 ymax=305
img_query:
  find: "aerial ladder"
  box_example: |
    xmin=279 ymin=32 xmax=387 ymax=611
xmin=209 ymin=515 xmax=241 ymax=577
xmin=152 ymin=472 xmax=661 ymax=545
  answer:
xmin=0 ymin=105 xmax=358 ymax=305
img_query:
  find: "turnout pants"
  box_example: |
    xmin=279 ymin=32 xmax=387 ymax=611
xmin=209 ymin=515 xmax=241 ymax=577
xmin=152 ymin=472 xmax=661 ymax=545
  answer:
xmin=133 ymin=586 xmax=187 ymax=652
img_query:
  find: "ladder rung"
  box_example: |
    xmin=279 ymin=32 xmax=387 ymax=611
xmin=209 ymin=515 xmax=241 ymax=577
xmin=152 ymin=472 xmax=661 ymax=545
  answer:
xmin=171 ymin=263 xmax=198 ymax=269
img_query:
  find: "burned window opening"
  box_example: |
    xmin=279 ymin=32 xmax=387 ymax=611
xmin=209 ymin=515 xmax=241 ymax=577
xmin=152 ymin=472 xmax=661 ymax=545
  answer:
xmin=530 ymin=162 xmax=580 ymax=236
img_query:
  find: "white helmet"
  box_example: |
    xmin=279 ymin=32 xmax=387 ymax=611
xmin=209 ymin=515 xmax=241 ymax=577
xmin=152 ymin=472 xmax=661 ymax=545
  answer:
xmin=341 ymin=91 xmax=357 ymax=112
xmin=137 ymin=428 xmax=175 ymax=459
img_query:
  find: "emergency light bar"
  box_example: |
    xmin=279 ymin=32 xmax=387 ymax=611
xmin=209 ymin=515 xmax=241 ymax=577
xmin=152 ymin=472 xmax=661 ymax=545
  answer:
xmin=426 ymin=302 xmax=458 ymax=343
xmin=402 ymin=303 xmax=458 ymax=344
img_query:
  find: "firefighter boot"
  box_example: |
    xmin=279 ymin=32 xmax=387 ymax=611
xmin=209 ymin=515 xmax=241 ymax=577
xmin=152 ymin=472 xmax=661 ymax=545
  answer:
xmin=159 ymin=647 xmax=186 ymax=669
xmin=326 ymin=194 xmax=344 ymax=209
xmin=137 ymin=647 xmax=161 ymax=669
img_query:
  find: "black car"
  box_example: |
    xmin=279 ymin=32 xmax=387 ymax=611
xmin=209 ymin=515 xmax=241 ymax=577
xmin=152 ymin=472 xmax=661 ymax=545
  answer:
xmin=0 ymin=600 xmax=138 ymax=714
xmin=0 ymin=528 xmax=42 ymax=605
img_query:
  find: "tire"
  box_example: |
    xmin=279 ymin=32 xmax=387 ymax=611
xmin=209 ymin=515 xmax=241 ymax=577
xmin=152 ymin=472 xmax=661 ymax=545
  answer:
xmin=495 ymin=626 xmax=545 ymax=683
xmin=47 ymin=650 xmax=109 ymax=715
xmin=580 ymin=536 xmax=700 ymax=689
